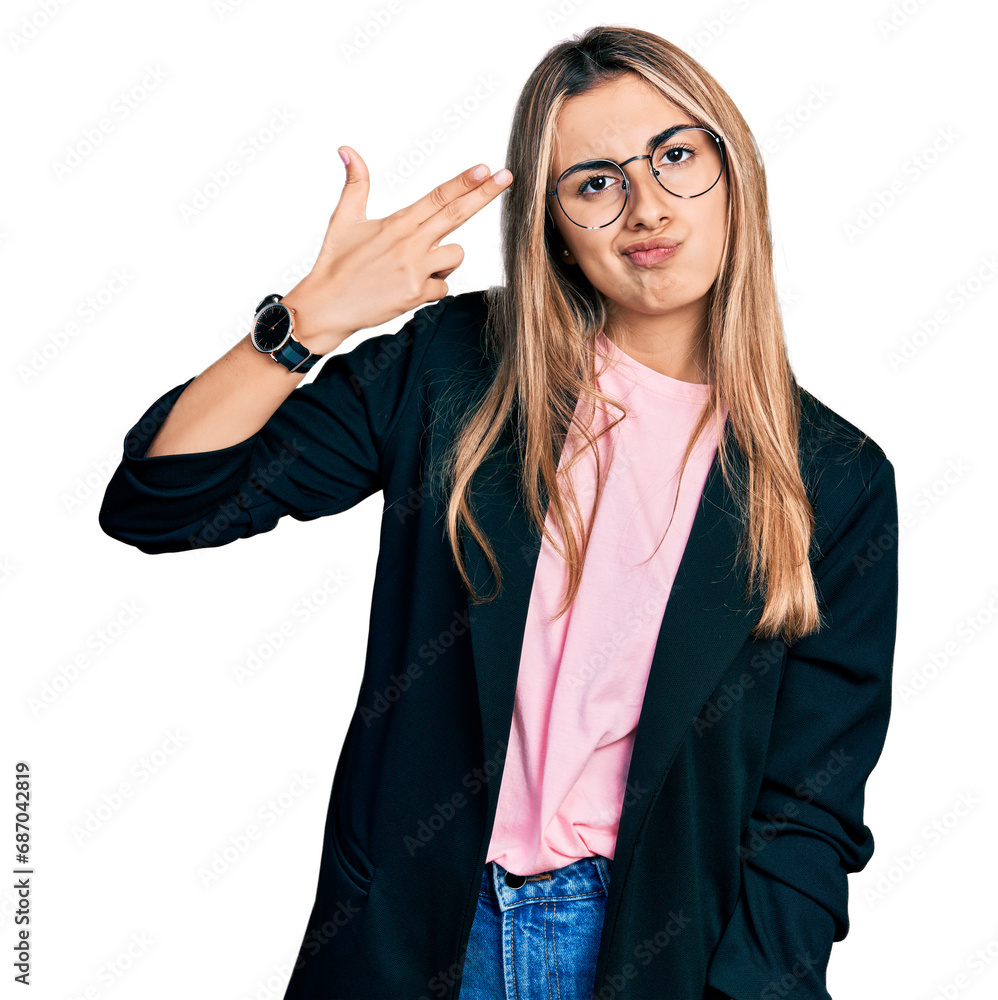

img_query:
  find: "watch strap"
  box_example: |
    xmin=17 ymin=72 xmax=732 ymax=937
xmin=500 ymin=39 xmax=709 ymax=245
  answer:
xmin=272 ymin=336 xmax=322 ymax=374
xmin=254 ymin=292 xmax=282 ymax=314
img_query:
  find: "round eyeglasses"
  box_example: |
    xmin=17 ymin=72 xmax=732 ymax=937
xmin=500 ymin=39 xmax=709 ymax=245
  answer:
xmin=547 ymin=125 xmax=725 ymax=229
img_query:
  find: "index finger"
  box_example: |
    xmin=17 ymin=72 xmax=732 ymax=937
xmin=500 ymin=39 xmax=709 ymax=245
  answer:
xmin=404 ymin=163 xmax=512 ymax=235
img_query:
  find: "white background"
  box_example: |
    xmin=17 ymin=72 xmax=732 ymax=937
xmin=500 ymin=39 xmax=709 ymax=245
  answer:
xmin=3 ymin=1 xmax=997 ymax=998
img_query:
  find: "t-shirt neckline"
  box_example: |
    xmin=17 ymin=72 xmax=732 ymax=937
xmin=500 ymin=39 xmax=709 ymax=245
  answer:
xmin=595 ymin=331 xmax=712 ymax=402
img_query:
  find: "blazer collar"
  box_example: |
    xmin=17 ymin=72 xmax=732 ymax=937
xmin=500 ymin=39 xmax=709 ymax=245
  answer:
xmin=462 ymin=385 xmax=764 ymax=874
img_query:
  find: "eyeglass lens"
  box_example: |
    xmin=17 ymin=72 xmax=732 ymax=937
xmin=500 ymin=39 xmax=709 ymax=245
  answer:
xmin=556 ymin=127 xmax=722 ymax=228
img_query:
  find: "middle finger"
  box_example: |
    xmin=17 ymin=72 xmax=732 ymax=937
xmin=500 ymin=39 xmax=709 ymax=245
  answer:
xmin=420 ymin=167 xmax=512 ymax=244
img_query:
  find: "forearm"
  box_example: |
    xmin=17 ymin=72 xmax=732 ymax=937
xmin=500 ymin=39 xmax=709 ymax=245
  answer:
xmin=143 ymin=333 xmax=309 ymax=457
xmin=146 ymin=291 xmax=355 ymax=457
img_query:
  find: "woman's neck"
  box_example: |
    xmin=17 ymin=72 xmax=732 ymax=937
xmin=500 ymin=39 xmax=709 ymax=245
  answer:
xmin=605 ymin=308 xmax=710 ymax=385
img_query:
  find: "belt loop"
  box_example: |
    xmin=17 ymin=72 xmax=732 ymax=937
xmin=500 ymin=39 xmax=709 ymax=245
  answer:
xmin=594 ymin=855 xmax=611 ymax=895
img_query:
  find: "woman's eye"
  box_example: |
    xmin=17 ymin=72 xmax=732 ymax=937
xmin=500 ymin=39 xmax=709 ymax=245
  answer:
xmin=579 ymin=175 xmax=618 ymax=195
xmin=659 ymin=145 xmax=694 ymax=166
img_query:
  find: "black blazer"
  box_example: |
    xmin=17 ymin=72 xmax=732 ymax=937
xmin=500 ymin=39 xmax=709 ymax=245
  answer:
xmin=99 ymin=289 xmax=899 ymax=1000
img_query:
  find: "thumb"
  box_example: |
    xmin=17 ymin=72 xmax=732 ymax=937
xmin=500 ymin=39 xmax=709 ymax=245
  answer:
xmin=332 ymin=145 xmax=369 ymax=222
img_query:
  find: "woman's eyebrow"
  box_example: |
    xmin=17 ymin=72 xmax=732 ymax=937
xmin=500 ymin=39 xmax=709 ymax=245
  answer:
xmin=643 ymin=123 xmax=698 ymax=153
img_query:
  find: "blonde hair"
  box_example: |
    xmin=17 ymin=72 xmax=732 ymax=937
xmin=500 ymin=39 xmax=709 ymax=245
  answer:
xmin=434 ymin=24 xmax=832 ymax=643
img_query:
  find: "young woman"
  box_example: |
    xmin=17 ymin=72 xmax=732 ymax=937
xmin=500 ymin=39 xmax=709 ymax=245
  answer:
xmin=100 ymin=24 xmax=898 ymax=1000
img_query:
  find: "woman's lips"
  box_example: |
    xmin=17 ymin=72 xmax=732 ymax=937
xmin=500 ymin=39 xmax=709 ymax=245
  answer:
xmin=623 ymin=244 xmax=679 ymax=266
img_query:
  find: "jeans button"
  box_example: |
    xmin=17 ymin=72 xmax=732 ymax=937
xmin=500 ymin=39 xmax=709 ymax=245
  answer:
xmin=504 ymin=871 xmax=526 ymax=888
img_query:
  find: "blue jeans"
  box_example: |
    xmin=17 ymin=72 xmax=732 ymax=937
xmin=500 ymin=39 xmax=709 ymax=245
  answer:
xmin=458 ymin=854 xmax=611 ymax=1000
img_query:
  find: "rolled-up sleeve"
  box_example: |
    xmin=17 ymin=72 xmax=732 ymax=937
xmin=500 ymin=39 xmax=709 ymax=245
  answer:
xmin=98 ymin=298 xmax=450 ymax=554
xmin=706 ymin=456 xmax=899 ymax=1000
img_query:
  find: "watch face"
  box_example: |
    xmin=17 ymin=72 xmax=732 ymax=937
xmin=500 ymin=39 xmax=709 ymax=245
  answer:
xmin=252 ymin=302 xmax=291 ymax=352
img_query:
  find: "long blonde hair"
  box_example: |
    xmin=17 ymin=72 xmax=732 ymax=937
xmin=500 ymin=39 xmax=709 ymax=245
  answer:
xmin=434 ymin=24 xmax=833 ymax=644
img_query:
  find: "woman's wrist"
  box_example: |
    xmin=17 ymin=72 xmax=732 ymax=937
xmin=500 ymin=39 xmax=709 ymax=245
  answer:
xmin=283 ymin=290 xmax=351 ymax=356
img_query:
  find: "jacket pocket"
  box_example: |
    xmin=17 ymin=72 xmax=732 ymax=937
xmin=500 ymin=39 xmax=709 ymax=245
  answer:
xmin=331 ymin=799 xmax=375 ymax=893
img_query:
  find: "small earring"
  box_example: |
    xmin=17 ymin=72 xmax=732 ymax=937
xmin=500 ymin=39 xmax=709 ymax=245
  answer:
xmin=562 ymin=248 xmax=570 ymax=256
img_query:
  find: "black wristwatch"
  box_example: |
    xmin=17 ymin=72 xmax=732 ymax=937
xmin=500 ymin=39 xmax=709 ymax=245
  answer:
xmin=250 ymin=293 xmax=325 ymax=374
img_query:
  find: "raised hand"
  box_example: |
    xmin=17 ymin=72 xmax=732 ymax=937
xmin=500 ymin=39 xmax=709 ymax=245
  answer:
xmin=281 ymin=145 xmax=513 ymax=356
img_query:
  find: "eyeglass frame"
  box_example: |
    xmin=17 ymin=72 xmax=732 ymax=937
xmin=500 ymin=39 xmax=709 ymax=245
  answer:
xmin=546 ymin=124 xmax=726 ymax=230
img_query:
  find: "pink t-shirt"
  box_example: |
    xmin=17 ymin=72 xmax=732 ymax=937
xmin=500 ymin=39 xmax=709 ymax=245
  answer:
xmin=486 ymin=331 xmax=728 ymax=875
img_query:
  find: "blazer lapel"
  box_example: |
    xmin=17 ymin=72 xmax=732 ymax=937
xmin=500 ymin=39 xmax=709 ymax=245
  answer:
xmin=462 ymin=394 xmax=764 ymax=867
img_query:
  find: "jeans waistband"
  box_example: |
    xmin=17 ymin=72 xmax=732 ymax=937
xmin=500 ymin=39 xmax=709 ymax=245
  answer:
xmin=480 ymin=855 xmax=611 ymax=909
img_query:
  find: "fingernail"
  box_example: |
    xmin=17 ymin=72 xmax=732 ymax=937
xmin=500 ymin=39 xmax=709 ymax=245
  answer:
xmin=493 ymin=168 xmax=511 ymax=185
xmin=472 ymin=164 xmax=488 ymax=179
xmin=338 ymin=147 xmax=350 ymax=166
